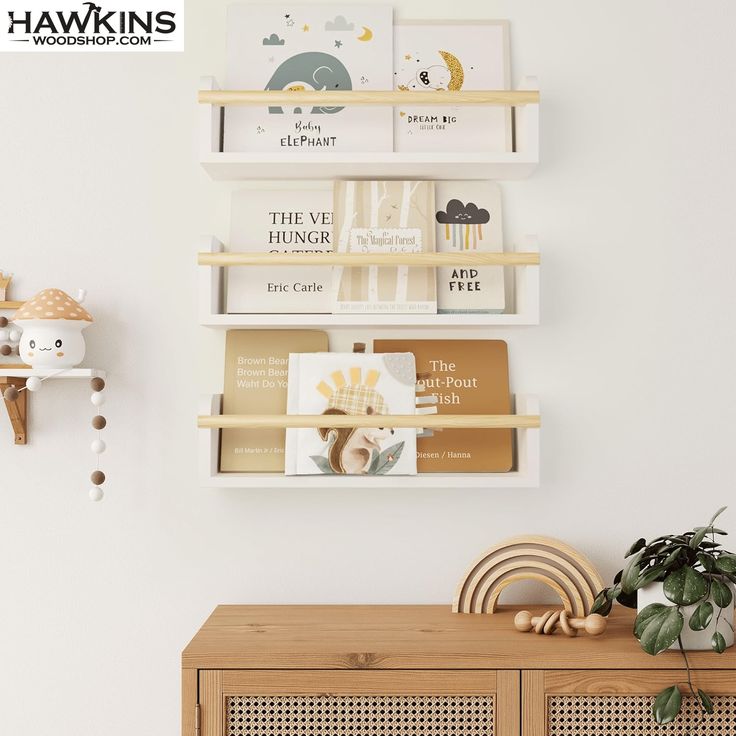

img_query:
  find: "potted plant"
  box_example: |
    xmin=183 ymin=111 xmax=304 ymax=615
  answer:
xmin=592 ymin=507 xmax=736 ymax=724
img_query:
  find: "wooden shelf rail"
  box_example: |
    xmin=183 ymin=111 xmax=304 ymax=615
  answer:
xmin=198 ymin=89 xmax=539 ymax=107
xmin=198 ymin=414 xmax=540 ymax=430
xmin=198 ymin=252 xmax=540 ymax=267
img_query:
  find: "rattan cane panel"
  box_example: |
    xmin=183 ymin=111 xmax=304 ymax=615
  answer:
xmin=548 ymin=695 xmax=736 ymax=735
xmin=226 ymin=694 xmax=495 ymax=735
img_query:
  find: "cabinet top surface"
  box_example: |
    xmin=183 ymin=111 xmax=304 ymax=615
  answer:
xmin=181 ymin=605 xmax=736 ymax=670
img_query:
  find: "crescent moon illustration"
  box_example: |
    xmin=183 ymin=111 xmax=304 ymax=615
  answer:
xmin=357 ymin=26 xmax=373 ymax=42
xmin=439 ymin=50 xmax=464 ymax=91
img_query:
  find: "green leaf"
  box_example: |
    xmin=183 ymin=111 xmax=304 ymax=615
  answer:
xmin=661 ymin=547 xmax=684 ymax=568
xmin=309 ymin=455 xmax=335 ymax=474
xmin=708 ymin=506 xmax=728 ymax=526
xmin=710 ymin=578 xmax=733 ymax=608
xmin=635 ymin=565 xmax=666 ymax=590
xmin=663 ymin=567 xmax=708 ymax=606
xmin=689 ymin=601 xmax=714 ymax=631
xmin=617 ymin=588 xmax=638 ymax=608
xmin=653 ymin=685 xmax=682 ymax=724
xmin=625 ymin=537 xmax=646 ymax=557
xmin=372 ymin=441 xmax=405 ymax=475
xmin=621 ymin=549 xmax=645 ymax=594
xmin=698 ymin=689 xmax=714 ymax=714
xmin=367 ymin=449 xmax=381 ymax=474
xmin=637 ymin=605 xmax=683 ymax=654
xmin=591 ymin=590 xmax=613 ymax=616
xmin=712 ymin=631 xmax=727 ymax=653
xmin=697 ymin=552 xmax=717 ymax=572
xmin=715 ymin=554 xmax=736 ymax=575
xmin=690 ymin=526 xmax=710 ymax=549
xmin=634 ymin=603 xmax=668 ymax=639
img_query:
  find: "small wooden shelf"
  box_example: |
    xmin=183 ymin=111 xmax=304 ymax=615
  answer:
xmin=0 ymin=368 xmax=106 ymax=444
xmin=199 ymin=236 xmax=540 ymax=328
xmin=199 ymin=393 xmax=540 ymax=489
xmin=0 ymin=301 xmax=23 ymax=310
xmin=0 ymin=368 xmax=105 ymax=379
xmin=199 ymin=76 xmax=539 ymax=181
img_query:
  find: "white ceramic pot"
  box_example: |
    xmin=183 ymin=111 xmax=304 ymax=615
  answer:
xmin=638 ymin=579 xmax=735 ymax=651
xmin=17 ymin=319 xmax=88 ymax=369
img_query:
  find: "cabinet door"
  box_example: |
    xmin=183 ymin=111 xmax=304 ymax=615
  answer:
xmin=523 ymin=670 xmax=736 ymax=736
xmin=199 ymin=669 xmax=519 ymax=736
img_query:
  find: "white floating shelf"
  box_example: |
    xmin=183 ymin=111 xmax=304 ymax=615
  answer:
xmin=0 ymin=368 xmax=105 ymax=379
xmin=199 ymin=394 xmax=540 ymax=489
xmin=198 ymin=76 xmax=539 ymax=181
xmin=199 ymin=236 xmax=540 ymax=328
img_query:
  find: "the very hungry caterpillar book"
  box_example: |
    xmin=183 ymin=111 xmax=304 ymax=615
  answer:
xmin=393 ymin=20 xmax=511 ymax=153
xmin=434 ymin=181 xmax=505 ymax=313
xmin=285 ymin=352 xmax=418 ymax=475
xmin=332 ymin=180 xmax=437 ymax=313
xmin=225 ymin=4 xmax=393 ymax=153
xmin=227 ymin=188 xmax=334 ymax=313
xmin=374 ymin=339 xmax=512 ymax=472
xmin=220 ymin=330 xmax=328 ymax=472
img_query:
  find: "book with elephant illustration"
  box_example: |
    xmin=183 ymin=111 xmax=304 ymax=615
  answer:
xmin=225 ymin=4 xmax=393 ymax=152
xmin=284 ymin=352 xmax=418 ymax=476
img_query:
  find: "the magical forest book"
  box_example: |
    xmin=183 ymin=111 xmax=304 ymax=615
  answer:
xmin=285 ymin=352 xmax=418 ymax=475
xmin=332 ymin=180 xmax=437 ymax=313
xmin=373 ymin=339 xmax=513 ymax=472
xmin=220 ymin=330 xmax=328 ymax=472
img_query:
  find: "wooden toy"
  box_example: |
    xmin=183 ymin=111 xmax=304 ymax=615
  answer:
xmin=453 ymin=536 xmax=605 ymax=617
xmin=514 ymin=609 xmax=608 ymax=637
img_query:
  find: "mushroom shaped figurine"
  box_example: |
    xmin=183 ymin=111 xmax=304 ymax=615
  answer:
xmin=13 ymin=289 xmax=93 ymax=369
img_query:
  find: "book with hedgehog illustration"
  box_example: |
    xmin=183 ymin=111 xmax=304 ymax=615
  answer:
xmin=374 ymin=339 xmax=513 ymax=472
xmin=225 ymin=4 xmax=394 ymax=153
xmin=434 ymin=181 xmax=505 ymax=313
xmin=285 ymin=352 xmax=418 ymax=475
xmin=332 ymin=180 xmax=437 ymax=313
xmin=393 ymin=20 xmax=511 ymax=152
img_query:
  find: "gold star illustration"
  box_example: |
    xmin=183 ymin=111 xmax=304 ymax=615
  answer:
xmin=404 ymin=54 xmax=412 ymax=60
xmin=302 ymin=23 xmax=309 ymax=31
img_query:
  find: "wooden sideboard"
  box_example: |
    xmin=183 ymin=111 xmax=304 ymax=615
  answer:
xmin=182 ymin=605 xmax=736 ymax=736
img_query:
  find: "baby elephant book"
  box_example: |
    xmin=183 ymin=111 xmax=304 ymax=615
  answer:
xmin=225 ymin=4 xmax=394 ymax=153
xmin=285 ymin=352 xmax=418 ymax=475
xmin=332 ymin=180 xmax=437 ymax=313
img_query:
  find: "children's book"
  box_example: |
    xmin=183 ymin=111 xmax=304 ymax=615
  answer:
xmin=373 ymin=339 xmax=513 ymax=472
xmin=332 ymin=180 xmax=437 ymax=314
xmin=227 ymin=188 xmax=334 ymax=313
xmin=285 ymin=352 xmax=418 ymax=475
xmin=225 ymin=4 xmax=394 ymax=152
xmin=393 ymin=20 xmax=511 ymax=152
xmin=434 ymin=181 xmax=505 ymax=313
xmin=220 ymin=330 xmax=328 ymax=472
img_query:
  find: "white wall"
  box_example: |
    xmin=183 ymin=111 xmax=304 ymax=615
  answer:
xmin=2 ymin=1 xmax=736 ymax=733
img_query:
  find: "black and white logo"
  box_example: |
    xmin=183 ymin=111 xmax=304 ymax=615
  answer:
xmin=2 ymin=0 xmax=183 ymax=51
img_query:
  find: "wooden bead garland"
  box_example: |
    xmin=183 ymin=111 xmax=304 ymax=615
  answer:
xmin=89 ymin=378 xmax=107 ymax=502
xmin=2 ymin=370 xmax=108 ymax=502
